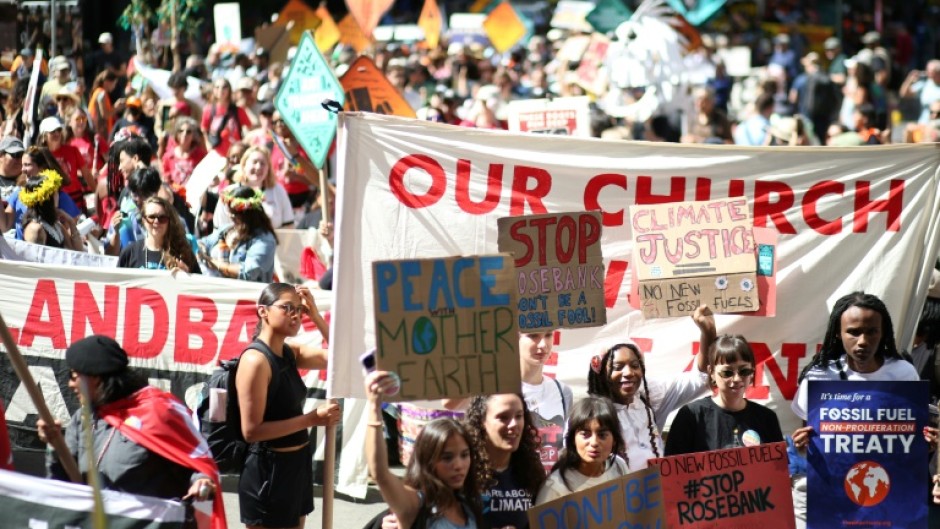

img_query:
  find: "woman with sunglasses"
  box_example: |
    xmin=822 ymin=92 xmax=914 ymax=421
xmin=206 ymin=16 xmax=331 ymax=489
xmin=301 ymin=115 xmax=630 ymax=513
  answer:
xmin=664 ymin=334 xmax=783 ymax=455
xmin=237 ymin=282 xmax=340 ymax=529
xmin=117 ymin=196 xmax=200 ymax=273
xmin=161 ymin=117 xmax=207 ymax=187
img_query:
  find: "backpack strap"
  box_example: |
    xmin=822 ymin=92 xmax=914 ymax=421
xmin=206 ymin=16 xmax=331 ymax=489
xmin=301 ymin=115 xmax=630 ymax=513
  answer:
xmin=552 ymin=377 xmax=567 ymax=417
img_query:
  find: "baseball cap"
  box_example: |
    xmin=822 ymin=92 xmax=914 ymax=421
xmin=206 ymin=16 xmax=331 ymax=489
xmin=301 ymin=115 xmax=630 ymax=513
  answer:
xmin=125 ymin=95 xmax=142 ymax=108
xmin=824 ymin=37 xmax=840 ymax=50
xmin=0 ymin=136 xmax=24 ymax=154
xmin=99 ymin=32 xmax=114 ymax=45
xmin=39 ymin=116 xmax=64 ymax=135
xmin=235 ymin=76 xmax=255 ymax=91
xmin=53 ymin=56 xmax=70 ymax=71
xmin=862 ymin=31 xmax=880 ymax=45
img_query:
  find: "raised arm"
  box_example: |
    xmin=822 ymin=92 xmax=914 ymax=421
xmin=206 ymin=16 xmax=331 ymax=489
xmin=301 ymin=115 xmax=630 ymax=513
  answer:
xmin=691 ymin=304 xmax=716 ymax=373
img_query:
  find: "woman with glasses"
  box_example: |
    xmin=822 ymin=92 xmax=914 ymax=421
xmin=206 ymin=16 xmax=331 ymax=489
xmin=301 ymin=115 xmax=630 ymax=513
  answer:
xmin=664 ymin=334 xmax=783 ymax=455
xmin=117 ymin=196 xmax=200 ymax=273
xmin=161 ymin=117 xmax=207 ymax=187
xmin=236 ymin=282 xmax=340 ymax=529
xmin=198 ymin=184 xmax=277 ymax=282
xmin=586 ymin=306 xmax=715 ymax=468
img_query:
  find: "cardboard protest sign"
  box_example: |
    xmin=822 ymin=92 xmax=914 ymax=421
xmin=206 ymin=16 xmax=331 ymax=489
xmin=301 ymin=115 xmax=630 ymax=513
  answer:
xmin=340 ymin=56 xmax=417 ymax=118
xmin=574 ymin=33 xmax=610 ymax=95
xmin=338 ymin=14 xmax=372 ymax=53
xmin=497 ymin=211 xmax=606 ymax=332
xmin=586 ymin=0 xmax=633 ymax=34
xmin=213 ymin=3 xmax=242 ymax=48
xmin=418 ymin=0 xmax=443 ymax=49
xmin=447 ymin=13 xmax=491 ymax=46
xmin=372 ymin=255 xmax=519 ymax=401
xmin=649 ymin=443 xmax=794 ymax=529
xmin=507 ymin=97 xmax=591 ymax=137
xmin=629 ymin=198 xmax=759 ymax=318
xmin=483 ymin=2 xmax=526 ymax=54
xmin=314 ymin=5 xmax=341 ymax=52
xmin=807 ymin=381 xmax=929 ymax=529
xmin=528 ymin=466 xmax=665 ymax=529
xmin=550 ymin=0 xmax=595 ymax=32
xmin=277 ymin=0 xmax=320 ymax=45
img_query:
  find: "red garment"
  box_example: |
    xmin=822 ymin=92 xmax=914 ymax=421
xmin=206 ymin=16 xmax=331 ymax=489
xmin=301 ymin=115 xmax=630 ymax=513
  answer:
xmin=270 ymin=143 xmax=312 ymax=196
xmin=69 ymin=135 xmax=107 ymax=174
xmin=98 ymin=386 xmax=226 ymax=529
xmin=162 ymin=145 xmax=208 ymax=186
xmin=51 ymin=144 xmax=87 ymax=204
xmin=200 ymin=103 xmax=253 ymax=156
xmin=0 ymin=401 xmax=12 ymax=471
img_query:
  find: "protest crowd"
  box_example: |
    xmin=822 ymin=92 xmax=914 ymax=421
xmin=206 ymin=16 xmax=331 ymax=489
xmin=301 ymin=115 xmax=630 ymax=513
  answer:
xmin=0 ymin=0 xmax=940 ymax=528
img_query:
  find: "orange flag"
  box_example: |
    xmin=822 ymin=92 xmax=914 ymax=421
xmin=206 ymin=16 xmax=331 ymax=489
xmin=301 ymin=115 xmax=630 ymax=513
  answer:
xmin=340 ymin=56 xmax=417 ymax=118
xmin=314 ymin=5 xmax=341 ymax=52
xmin=345 ymin=0 xmax=394 ymax=39
xmin=338 ymin=14 xmax=372 ymax=53
xmin=277 ymin=0 xmax=321 ymax=45
xmin=418 ymin=0 xmax=443 ymax=50
xmin=483 ymin=2 xmax=526 ymax=54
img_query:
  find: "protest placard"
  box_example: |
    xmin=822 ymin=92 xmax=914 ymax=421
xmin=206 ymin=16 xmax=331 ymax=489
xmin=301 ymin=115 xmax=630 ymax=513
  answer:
xmin=213 ymin=3 xmax=242 ymax=48
xmin=340 ymin=56 xmax=417 ymax=118
xmin=649 ymin=442 xmax=794 ymax=529
xmin=372 ymin=255 xmax=519 ymax=401
xmin=497 ymin=211 xmax=605 ymax=332
xmin=483 ymin=2 xmax=526 ymax=54
xmin=629 ymin=198 xmax=759 ymax=318
xmin=507 ymin=97 xmax=592 ymax=137
xmin=550 ymin=0 xmax=595 ymax=32
xmin=528 ymin=466 xmax=665 ymax=529
xmin=807 ymin=381 xmax=929 ymax=529
xmin=574 ymin=33 xmax=610 ymax=95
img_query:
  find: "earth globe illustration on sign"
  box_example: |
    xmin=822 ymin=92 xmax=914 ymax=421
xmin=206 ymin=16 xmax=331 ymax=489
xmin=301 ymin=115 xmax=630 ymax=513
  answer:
xmin=843 ymin=461 xmax=890 ymax=507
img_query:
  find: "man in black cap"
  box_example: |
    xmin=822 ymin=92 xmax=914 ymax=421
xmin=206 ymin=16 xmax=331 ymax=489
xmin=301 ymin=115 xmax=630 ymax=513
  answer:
xmin=36 ymin=335 xmax=225 ymax=524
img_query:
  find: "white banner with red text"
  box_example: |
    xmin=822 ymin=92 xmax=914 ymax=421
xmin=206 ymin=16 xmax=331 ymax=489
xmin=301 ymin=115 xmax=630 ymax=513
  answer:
xmin=330 ymin=113 xmax=940 ymax=420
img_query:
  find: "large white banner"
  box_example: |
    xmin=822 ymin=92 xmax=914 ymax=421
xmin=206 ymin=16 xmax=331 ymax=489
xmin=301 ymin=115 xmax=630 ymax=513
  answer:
xmin=330 ymin=113 xmax=940 ymax=411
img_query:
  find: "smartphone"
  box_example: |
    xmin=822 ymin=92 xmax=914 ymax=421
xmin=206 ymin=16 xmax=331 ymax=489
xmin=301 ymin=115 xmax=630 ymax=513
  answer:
xmin=360 ymin=349 xmax=376 ymax=375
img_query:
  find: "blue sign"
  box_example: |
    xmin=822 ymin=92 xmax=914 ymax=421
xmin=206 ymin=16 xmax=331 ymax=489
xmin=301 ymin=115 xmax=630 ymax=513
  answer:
xmin=274 ymin=30 xmax=345 ymax=168
xmin=807 ymin=380 xmax=929 ymax=529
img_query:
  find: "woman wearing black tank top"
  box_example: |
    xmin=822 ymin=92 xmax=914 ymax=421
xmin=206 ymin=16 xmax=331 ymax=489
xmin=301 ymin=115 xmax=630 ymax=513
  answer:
xmin=236 ymin=282 xmax=341 ymax=529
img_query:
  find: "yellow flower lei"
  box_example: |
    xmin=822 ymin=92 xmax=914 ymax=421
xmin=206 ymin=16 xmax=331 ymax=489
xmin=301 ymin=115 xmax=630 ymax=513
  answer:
xmin=222 ymin=187 xmax=264 ymax=212
xmin=19 ymin=169 xmax=63 ymax=208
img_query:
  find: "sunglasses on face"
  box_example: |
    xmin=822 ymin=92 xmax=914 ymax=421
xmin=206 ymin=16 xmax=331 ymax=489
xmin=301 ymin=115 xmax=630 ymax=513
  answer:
xmin=144 ymin=214 xmax=169 ymax=224
xmin=716 ymin=367 xmax=755 ymax=379
xmin=266 ymin=303 xmax=303 ymax=316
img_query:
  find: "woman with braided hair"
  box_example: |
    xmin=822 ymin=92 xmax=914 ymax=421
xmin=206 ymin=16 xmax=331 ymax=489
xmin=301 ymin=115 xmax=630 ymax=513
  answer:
xmin=586 ymin=305 xmax=714 ymax=469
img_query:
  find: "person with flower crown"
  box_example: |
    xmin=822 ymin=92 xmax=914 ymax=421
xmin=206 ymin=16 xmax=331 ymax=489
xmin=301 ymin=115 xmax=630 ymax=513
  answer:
xmin=20 ymin=168 xmax=84 ymax=251
xmin=198 ymin=184 xmax=277 ymax=282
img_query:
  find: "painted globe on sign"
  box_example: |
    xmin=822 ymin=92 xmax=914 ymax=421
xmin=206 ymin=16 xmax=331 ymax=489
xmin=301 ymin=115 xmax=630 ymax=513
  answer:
xmin=411 ymin=317 xmax=437 ymax=354
xmin=843 ymin=460 xmax=890 ymax=507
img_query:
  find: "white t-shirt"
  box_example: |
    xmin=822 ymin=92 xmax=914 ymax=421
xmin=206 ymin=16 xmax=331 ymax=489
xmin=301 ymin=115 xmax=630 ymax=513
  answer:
xmin=616 ymin=369 xmax=709 ymax=469
xmin=213 ymin=183 xmax=296 ymax=230
xmin=523 ymin=377 xmax=573 ymax=473
xmin=791 ymin=355 xmax=919 ymax=420
xmin=535 ymin=455 xmax=629 ymax=505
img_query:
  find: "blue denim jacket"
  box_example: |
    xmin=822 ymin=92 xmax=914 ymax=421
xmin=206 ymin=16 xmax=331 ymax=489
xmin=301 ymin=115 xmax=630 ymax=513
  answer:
xmin=200 ymin=227 xmax=276 ymax=283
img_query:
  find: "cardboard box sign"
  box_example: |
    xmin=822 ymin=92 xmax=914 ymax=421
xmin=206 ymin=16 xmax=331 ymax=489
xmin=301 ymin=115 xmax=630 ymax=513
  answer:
xmin=527 ymin=466 xmax=665 ymax=529
xmin=629 ymin=198 xmax=759 ymax=318
xmin=372 ymin=255 xmax=520 ymax=401
xmin=497 ymin=211 xmax=607 ymax=333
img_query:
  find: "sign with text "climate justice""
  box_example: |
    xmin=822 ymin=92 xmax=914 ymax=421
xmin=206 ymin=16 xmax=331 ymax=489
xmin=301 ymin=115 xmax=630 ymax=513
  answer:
xmin=630 ymin=198 xmax=759 ymax=318
xmin=497 ymin=211 xmax=606 ymax=332
xmin=372 ymin=255 xmax=520 ymax=401
xmin=649 ymin=442 xmax=794 ymax=529
xmin=528 ymin=466 xmax=665 ymax=529
xmin=807 ymin=381 xmax=929 ymax=529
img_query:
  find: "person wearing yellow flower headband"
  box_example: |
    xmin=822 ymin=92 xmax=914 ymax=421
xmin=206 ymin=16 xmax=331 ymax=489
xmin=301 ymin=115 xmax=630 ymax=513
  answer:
xmin=20 ymin=169 xmax=84 ymax=251
xmin=198 ymin=184 xmax=278 ymax=283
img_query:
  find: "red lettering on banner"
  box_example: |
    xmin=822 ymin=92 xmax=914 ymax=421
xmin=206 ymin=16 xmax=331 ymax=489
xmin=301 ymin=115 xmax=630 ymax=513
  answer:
xmin=604 ymin=260 xmax=629 ymax=308
xmin=455 ymin=159 xmax=501 ymax=214
xmin=584 ymin=173 xmax=627 ymax=227
xmin=71 ymin=283 xmax=119 ymax=343
xmin=854 ymin=180 xmax=903 ymax=233
xmin=635 ymin=176 xmax=685 ymax=204
xmin=728 ymin=179 xmax=746 ymax=197
xmin=124 ymin=288 xmax=169 ymax=358
xmin=389 ymin=154 xmax=446 ymax=208
xmin=753 ymin=181 xmax=796 ymax=234
xmin=509 ymin=166 xmax=550 ymax=215
xmin=803 ymin=181 xmax=844 ymax=235
xmin=747 ymin=342 xmax=808 ymax=400
xmin=220 ymin=300 xmax=261 ymax=361
xmin=175 ymin=295 xmax=220 ymax=364
xmin=20 ymin=279 xmax=67 ymax=348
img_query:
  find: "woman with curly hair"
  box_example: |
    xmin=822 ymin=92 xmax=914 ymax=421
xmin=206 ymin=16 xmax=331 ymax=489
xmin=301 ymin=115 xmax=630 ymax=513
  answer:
xmin=465 ymin=393 xmax=544 ymax=528
xmin=585 ymin=305 xmax=714 ymax=469
xmin=198 ymin=184 xmax=277 ymax=282
xmin=117 ymin=196 xmax=200 ymax=273
xmin=19 ymin=169 xmax=84 ymax=250
xmin=365 ymin=370 xmax=484 ymax=529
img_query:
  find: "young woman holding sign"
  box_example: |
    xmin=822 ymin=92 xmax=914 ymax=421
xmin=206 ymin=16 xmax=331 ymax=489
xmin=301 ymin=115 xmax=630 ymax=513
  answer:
xmin=535 ymin=397 xmax=629 ymax=505
xmin=664 ymin=334 xmax=783 ymax=455
xmin=586 ymin=305 xmax=714 ymax=467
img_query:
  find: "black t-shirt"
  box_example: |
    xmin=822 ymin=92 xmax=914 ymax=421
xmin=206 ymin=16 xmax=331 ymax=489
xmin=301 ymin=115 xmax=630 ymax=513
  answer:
xmin=482 ymin=467 xmax=533 ymax=529
xmin=664 ymin=396 xmax=783 ymax=456
xmin=117 ymin=239 xmax=201 ymax=273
